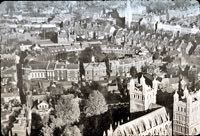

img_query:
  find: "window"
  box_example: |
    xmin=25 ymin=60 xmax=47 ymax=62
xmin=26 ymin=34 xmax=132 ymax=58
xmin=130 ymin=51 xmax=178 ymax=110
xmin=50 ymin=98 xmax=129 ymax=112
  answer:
xmin=41 ymin=73 xmax=43 ymax=77
xmin=178 ymin=107 xmax=179 ymax=111
xmin=181 ymin=107 xmax=183 ymax=112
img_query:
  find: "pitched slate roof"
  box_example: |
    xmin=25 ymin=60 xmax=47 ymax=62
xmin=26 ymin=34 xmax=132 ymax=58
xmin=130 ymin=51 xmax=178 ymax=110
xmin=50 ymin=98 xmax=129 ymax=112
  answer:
xmin=84 ymin=62 xmax=106 ymax=70
xmin=66 ymin=64 xmax=79 ymax=69
xmin=47 ymin=62 xmax=56 ymax=70
xmin=113 ymin=106 xmax=170 ymax=135
xmin=55 ymin=63 xmax=66 ymax=69
xmin=29 ymin=61 xmax=48 ymax=70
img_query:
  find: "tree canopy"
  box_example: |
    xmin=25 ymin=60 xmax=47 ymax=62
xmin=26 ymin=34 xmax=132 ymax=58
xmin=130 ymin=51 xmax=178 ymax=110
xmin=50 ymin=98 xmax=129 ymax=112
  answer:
xmin=79 ymin=46 xmax=105 ymax=63
xmin=56 ymin=52 xmax=78 ymax=63
xmin=39 ymin=31 xmax=58 ymax=43
xmin=84 ymin=90 xmax=108 ymax=117
xmin=47 ymin=82 xmax=66 ymax=95
xmin=54 ymin=95 xmax=80 ymax=126
xmin=63 ymin=125 xmax=81 ymax=136
xmin=130 ymin=66 xmax=137 ymax=78
xmin=79 ymin=47 xmax=93 ymax=63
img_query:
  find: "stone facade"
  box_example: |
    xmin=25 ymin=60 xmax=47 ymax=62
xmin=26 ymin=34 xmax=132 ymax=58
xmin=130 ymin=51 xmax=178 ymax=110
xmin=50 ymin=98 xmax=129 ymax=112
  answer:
xmin=173 ymin=87 xmax=200 ymax=135
xmin=84 ymin=62 xmax=107 ymax=81
xmin=128 ymin=75 xmax=158 ymax=113
xmin=23 ymin=62 xmax=78 ymax=82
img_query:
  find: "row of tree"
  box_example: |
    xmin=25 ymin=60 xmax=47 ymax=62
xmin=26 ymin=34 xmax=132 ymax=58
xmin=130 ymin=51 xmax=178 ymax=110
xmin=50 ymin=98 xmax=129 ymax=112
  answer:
xmin=32 ymin=79 xmax=109 ymax=136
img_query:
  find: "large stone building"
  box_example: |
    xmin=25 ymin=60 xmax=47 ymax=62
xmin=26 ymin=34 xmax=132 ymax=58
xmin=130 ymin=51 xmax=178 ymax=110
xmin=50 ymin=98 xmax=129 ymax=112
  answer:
xmin=173 ymin=86 xmax=200 ymax=135
xmin=22 ymin=61 xmax=79 ymax=82
xmin=104 ymin=74 xmax=171 ymax=136
xmin=84 ymin=62 xmax=107 ymax=81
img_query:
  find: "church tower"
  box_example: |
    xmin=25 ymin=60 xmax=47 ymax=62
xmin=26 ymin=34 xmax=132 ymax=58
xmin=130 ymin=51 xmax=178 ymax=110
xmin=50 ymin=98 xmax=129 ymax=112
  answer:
xmin=129 ymin=75 xmax=158 ymax=113
xmin=125 ymin=0 xmax=132 ymax=28
xmin=173 ymin=85 xmax=200 ymax=135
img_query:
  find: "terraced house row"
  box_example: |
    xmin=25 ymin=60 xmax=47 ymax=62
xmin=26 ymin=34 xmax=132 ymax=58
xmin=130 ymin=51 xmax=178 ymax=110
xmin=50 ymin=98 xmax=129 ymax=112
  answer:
xmin=22 ymin=61 xmax=79 ymax=82
xmin=22 ymin=55 xmax=152 ymax=82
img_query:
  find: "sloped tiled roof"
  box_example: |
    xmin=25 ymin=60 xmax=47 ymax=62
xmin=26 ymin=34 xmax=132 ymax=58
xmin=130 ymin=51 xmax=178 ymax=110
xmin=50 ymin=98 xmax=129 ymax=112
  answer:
xmin=66 ymin=64 xmax=79 ymax=69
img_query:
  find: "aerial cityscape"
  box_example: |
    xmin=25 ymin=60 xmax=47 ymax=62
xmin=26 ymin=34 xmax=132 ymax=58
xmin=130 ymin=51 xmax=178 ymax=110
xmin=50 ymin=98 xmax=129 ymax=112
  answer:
xmin=1 ymin=0 xmax=200 ymax=136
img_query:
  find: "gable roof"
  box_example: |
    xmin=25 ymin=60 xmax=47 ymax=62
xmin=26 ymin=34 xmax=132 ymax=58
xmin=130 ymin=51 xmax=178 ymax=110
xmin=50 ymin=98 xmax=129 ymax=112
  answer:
xmin=66 ymin=64 xmax=79 ymax=69
xmin=29 ymin=62 xmax=48 ymax=70
xmin=113 ymin=106 xmax=170 ymax=135
xmin=47 ymin=62 xmax=56 ymax=70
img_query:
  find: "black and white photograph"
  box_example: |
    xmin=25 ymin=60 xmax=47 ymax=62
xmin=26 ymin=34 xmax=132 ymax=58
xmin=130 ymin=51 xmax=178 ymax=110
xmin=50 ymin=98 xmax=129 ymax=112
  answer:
xmin=1 ymin=0 xmax=200 ymax=136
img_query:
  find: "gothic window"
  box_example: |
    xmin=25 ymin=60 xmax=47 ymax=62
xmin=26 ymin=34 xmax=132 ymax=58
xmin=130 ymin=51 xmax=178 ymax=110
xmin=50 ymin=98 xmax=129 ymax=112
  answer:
xmin=149 ymin=120 xmax=152 ymax=128
xmin=136 ymin=126 xmax=140 ymax=134
xmin=160 ymin=115 xmax=163 ymax=123
xmin=155 ymin=118 xmax=158 ymax=125
xmin=181 ymin=127 xmax=183 ymax=132
xmin=154 ymin=130 xmax=156 ymax=135
xmin=183 ymin=116 xmax=185 ymax=121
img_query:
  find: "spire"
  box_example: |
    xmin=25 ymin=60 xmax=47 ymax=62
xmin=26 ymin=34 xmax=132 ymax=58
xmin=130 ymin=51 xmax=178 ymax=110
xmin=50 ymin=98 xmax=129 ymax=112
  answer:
xmin=129 ymin=78 xmax=135 ymax=92
xmin=152 ymin=77 xmax=158 ymax=92
xmin=121 ymin=119 xmax=123 ymax=124
xmin=140 ymin=74 xmax=146 ymax=92
xmin=106 ymin=123 xmax=114 ymax=136
xmin=182 ymin=86 xmax=189 ymax=99
xmin=186 ymin=93 xmax=192 ymax=105
xmin=103 ymin=131 xmax=106 ymax=136
xmin=140 ymin=74 xmax=145 ymax=84
xmin=118 ymin=121 xmax=121 ymax=126
xmin=174 ymin=90 xmax=179 ymax=103
xmin=109 ymin=124 xmax=113 ymax=132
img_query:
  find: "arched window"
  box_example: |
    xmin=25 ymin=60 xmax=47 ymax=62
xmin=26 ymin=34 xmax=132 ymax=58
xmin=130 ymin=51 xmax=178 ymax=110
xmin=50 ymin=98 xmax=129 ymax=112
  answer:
xmin=192 ymin=128 xmax=197 ymax=135
xmin=165 ymin=125 xmax=168 ymax=130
